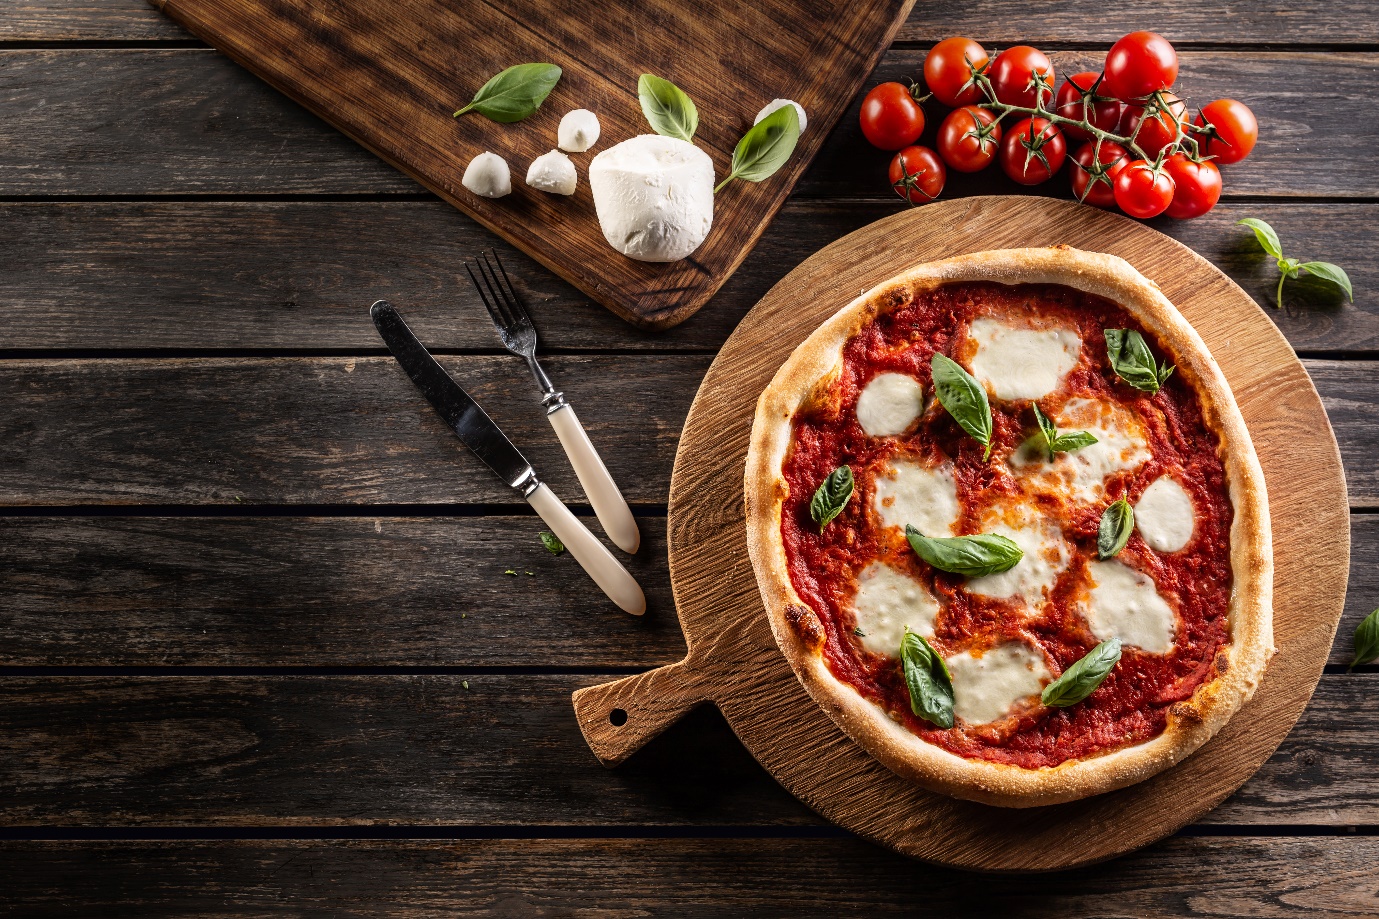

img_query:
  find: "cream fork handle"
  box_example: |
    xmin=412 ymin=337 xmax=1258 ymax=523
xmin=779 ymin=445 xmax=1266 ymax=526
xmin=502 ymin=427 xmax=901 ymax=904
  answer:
xmin=526 ymin=482 xmax=645 ymax=616
xmin=547 ymin=404 xmax=640 ymax=554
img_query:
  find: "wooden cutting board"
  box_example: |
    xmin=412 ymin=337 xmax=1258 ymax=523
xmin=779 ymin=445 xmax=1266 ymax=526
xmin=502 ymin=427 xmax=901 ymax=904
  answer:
xmin=572 ymin=196 xmax=1350 ymax=871
xmin=148 ymin=0 xmax=914 ymax=330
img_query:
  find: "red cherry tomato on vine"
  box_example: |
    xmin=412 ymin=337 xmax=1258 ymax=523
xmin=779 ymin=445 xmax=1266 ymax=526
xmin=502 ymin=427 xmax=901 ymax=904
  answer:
xmin=999 ymin=117 xmax=1066 ymax=185
xmin=1055 ymin=73 xmax=1123 ymax=142
xmin=1070 ymin=141 xmax=1129 ymax=208
xmin=1195 ymin=99 xmax=1258 ymax=164
xmin=1103 ymin=31 xmax=1179 ymax=100
xmin=989 ymin=45 xmax=1056 ymax=109
xmin=937 ymin=106 xmax=1002 ymax=173
xmin=1113 ymin=159 xmax=1175 ymax=218
xmin=1162 ymin=154 xmax=1222 ymax=219
xmin=889 ymin=145 xmax=946 ymax=205
xmin=924 ymin=37 xmax=989 ymax=108
xmin=1128 ymin=92 xmax=1189 ymax=156
xmin=859 ymin=82 xmax=926 ymax=151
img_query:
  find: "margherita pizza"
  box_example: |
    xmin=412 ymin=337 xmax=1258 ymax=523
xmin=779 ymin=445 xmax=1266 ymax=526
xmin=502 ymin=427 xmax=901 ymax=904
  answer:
xmin=745 ymin=247 xmax=1272 ymax=808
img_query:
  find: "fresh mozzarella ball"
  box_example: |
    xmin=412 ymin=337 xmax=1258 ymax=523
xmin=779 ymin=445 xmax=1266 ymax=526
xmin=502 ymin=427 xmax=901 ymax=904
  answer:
xmin=588 ymin=134 xmax=715 ymax=262
xmin=754 ymin=98 xmax=807 ymax=132
xmin=558 ymin=108 xmax=602 ymax=153
xmin=462 ymin=151 xmax=511 ymax=198
xmin=525 ymin=149 xmax=578 ymax=195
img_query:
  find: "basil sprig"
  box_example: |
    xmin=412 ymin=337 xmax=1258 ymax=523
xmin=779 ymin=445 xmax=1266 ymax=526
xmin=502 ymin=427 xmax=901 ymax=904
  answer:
xmin=1350 ymin=608 xmax=1379 ymax=671
xmin=539 ymin=531 xmax=565 ymax=556
xmin=900 ymin=628 xmax=955 ymax=728
xmin=453 ymin=63 xmax=562 ymax=122
xmin=931 ymin=354 xmax=993 ymax=460
xmin=1238 ymin=217 xmax=1353 ymax=310
xmin=1033 ymin=404 xmax=1098 ymax=461
xmin=906 ymin=525 xmax=1023 ymax=577
xmin=714 ymin=103 xmax=801 ymax=193
xmin=809 ymin=465 xmax=854 ymax=533
xmin=1097 ymin=498 xmax=1134 ymax=559
xmin=1041 ymin=639 xmax=1122 ymax=708
xmin=1105 ymin=329 xmax=1175 ymax=394
xmin=637 ymin=73 xmax=698 ymax=142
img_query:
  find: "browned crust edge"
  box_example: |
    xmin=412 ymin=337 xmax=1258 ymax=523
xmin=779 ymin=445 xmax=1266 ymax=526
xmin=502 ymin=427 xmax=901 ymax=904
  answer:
xmin=743 ymin=246 xmax=1274 ymax=808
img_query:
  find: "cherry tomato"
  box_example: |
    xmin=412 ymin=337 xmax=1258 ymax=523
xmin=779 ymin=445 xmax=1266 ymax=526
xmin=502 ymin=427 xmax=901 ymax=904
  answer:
xmin=1070 ymin=141 xmax=1129 ymax=208
xmin=889 ymin=146 xmax=946 ymax=205
xmin=1055 ymin=72 xmax=1123 ymax=142
xmin=1113 ymin=159 xmax=1175 ymax=218
xmin=937 ymin=106 xmax=1002 ymax=173
xmin=1103 ymin=31 xmax=1178 ymax=100
xmin=859 ymin=82 xmax=926 ymax=151
xmin=924 ymin=37 xmax=989 ymax=108
xmin=999 ymin=117 xmax=1066 ymax=185
xmin=989 ymin=45 xmax=1056 ymax=109
xmin=1162 ymin=154 xmax=1222 ymax=219
xmin=1195 ymin=98 xmax=1258 ymax=164
xmin=1128 ymin=92 xmax=1189 ymax=156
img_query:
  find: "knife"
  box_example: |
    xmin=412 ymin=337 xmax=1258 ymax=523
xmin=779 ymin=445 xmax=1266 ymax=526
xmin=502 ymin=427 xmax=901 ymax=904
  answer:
xmin=370 ymin=300 xmax=646 ymax=616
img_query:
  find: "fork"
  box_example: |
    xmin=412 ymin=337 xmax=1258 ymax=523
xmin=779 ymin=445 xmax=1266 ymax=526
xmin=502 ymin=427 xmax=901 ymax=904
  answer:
xmin=467 ymin=250 xmax=640 ymax=554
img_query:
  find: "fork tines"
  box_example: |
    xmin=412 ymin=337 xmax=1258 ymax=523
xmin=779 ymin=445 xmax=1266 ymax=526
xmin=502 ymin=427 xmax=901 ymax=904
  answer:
xmin=467 ymin=249 xmax=532 ymax=337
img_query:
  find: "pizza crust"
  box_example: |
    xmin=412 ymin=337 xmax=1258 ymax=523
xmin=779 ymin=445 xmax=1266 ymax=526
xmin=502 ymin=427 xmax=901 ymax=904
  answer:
xmin=744 ymin=246 xmax=1273 ymax=808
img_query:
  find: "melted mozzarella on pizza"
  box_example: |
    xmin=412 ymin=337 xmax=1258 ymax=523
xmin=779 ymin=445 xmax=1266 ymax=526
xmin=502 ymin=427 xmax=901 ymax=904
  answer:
xmin=1136 ymin=476 xmax=1195 ymax=552
xmin=968 ymin=319 xmax=1081 ymax=401
xmin=851 ymin=562 xmax=939 ymax=657
xmin=1084 ymin=559 xmax=1176 ymax=654
xmin=855 ymin=372 xmax=925 ymax=437
xmin=1010 ymin=397 xmax=1150 ymax=500
xmin=872 ymin=459 xmax=959 ymax=535
xmin=945 ymin=642 xmax=1051 ymax=724
xmin=966 ymin=507 xmax=1070 ymax=606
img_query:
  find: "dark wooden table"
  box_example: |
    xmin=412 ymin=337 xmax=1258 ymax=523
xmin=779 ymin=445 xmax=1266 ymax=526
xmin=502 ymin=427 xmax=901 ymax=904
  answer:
xmin=2 ymin=2 xmax=1377 ymax=914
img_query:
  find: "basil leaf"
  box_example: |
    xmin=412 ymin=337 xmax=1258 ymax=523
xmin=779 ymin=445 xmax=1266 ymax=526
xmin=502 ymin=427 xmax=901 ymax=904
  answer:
xmin=539 ymin=531 xmax=565 ymax=555
xmin=1237 ymin=217 xmax=1283 ymax=259
xmin=1033 ymin=404 xmax=1097 ymax=460
xmin=931 ymin=353 xmax=993 ymax=459
xmin=1105 ymin=329 xmax=1174 ymax=394
xmin=1033 ymin=403 xmax=1057 ymax=451
xmin=454 ymin=63 xmax=562 ymax=122
xmin=1300 ymin=261 xmax=1354 ymax=302
xmin=1097 ymin=498 xmax=1134 ymax=559
xmin=906 ymin=525 xmax=1023 ymax=577
xmin=637 ymin=73 xmax=698 ymax=142
xmin=1351 ymin=608 xmax=1379 ymax=671
xmin=714 ymin=103 xmax=801 ymax=193
xmin=1041 ymin=639 xmax=1122 ymax=707
xmin=900 ymin=629 xmax=954 ymax=728
xmin=809 ymin=465 xmax=854 ymax=533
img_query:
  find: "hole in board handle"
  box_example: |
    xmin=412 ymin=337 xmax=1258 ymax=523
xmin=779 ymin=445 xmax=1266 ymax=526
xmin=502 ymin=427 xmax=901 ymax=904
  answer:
xmin=609 ymin=708 xmax=628 ymax=727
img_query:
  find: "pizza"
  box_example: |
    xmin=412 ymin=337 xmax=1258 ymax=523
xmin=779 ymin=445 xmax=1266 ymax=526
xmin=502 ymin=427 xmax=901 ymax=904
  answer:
xmin=744 ymin=247 xmax=1272 ymax=808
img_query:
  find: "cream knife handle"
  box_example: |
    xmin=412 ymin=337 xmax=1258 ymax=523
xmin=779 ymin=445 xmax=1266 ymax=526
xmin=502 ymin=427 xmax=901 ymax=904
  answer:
xmin=526 ymin=482 xmax=646 ymax=616
xmin=547 ymin=404 xmax=640 ymax=554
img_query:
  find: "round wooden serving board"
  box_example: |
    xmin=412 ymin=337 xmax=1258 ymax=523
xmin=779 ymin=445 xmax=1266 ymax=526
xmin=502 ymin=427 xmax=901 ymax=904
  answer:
xmin=572 ymin=196 xmax=1350 ymax=871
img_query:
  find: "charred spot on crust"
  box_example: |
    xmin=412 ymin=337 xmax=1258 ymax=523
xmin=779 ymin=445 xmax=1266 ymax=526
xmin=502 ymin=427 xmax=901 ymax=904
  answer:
xmin=1214 ymin=650 xmax=1231 ymax=676
xmin=785 ymin=603 xmax=826 ymax=650
xmin=1169 ymin=700 xmax=1205 ymax=725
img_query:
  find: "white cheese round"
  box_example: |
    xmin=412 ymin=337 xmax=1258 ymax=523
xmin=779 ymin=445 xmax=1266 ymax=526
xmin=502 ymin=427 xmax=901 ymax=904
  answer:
xmin=1084 ymin=559 xmax=1177 ymax=654
xmin=872 ymin=460 xmax=960 ymax=536
xmin=1010 ymin=397 xmax=1150 ymax=501
xmin=557 ymin=108 xmax=601 ymax=152
xmin=968 ymin=319 xmax=1081 ymax=401
xmin=856 ymin=372 xmax=924 ymax=437
xmin=525 ymin=149 xmax=577 ymax=195
xmin=461 ymin=151 xmax=512 ymax=198
xmin=754 ymin=98 xmax=807 ymax=132
xmin=946 ymin=642 xmax=1051 ymax=724
xmin=966 ymin=510 xmax=1069 ymax=604
xmin=1136 ymin=476 xmax=1195 ymax=552
xmin=851 ymin=562 xmax=940 ymax=658
xmin=588 ymin=134 xmax=715 ymax=262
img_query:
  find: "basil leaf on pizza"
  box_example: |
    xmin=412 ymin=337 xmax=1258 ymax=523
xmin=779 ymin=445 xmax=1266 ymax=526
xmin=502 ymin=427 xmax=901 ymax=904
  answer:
xmin=900 ymin=629 xmax=955 ymax=728
xmin=1097 ymin=498 xmax=1135 ymax=559
xmin=1105 ymin=329 xmax=1175 ymax=394
xmin=931 ymin=353 xmax=993 ymax=459
xmin=1042 ymin=639 xmax=1123 ymax=707
xmin=906 ymin=525 xmax=1023 ymax=577
xmin=1033 ymin=404 xmax=1098 ymax=461
xmin=809 ymin=465 xmax=854 ymax=532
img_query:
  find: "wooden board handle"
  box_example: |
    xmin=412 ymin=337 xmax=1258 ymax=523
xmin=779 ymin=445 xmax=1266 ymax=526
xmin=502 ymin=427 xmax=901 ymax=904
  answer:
xmin=572 ymin=659 xmax=711 ymax=767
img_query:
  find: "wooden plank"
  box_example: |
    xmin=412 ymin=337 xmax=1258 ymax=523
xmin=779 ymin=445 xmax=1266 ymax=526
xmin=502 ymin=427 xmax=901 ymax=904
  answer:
xmin=0 ymin=1 xmax=193 ymax=40
xmin=0 ymin=674 xmax=1371 ymax=827
xmin=1 ymin=49 xmax=1374 ymax=198
xmin=3 ymin=200 xmax=1373 ymax=354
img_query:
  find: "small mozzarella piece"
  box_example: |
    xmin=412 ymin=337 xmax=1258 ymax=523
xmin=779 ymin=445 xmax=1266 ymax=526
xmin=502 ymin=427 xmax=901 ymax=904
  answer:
xmin=525 ymin=149 xmax=577 ymax=195
xmin=856 ymin=373 xmax=924 ymax=437
xmin=462 ymin=151 xmax=512 ymax=198
xmin=1136 ymin=476 xmax=1195 ymax=552
xmin=557 ymin=108 xmax=601 ymax=152
xmin=754 ymin=98 xmax=807 ymax=132
xmin=1010 ymin=397 xmax=1150 ymax=501
xmin=851 ymin=562 xmax=940 ymax=657
xmin=968 ymin=319 xmax=1081 ymax=401
xmin=946 ymin=642 xmax=1051 ymax=725
xmin=966 ymin=510 xmax=1069 ymax=604
xmin=1084 ymin=560 xmax=1177 ymax=654
xmin=872 ymin=460 xmax=960 ymax=536
xmin=588 ymin=134 xmax=715 ymax=262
